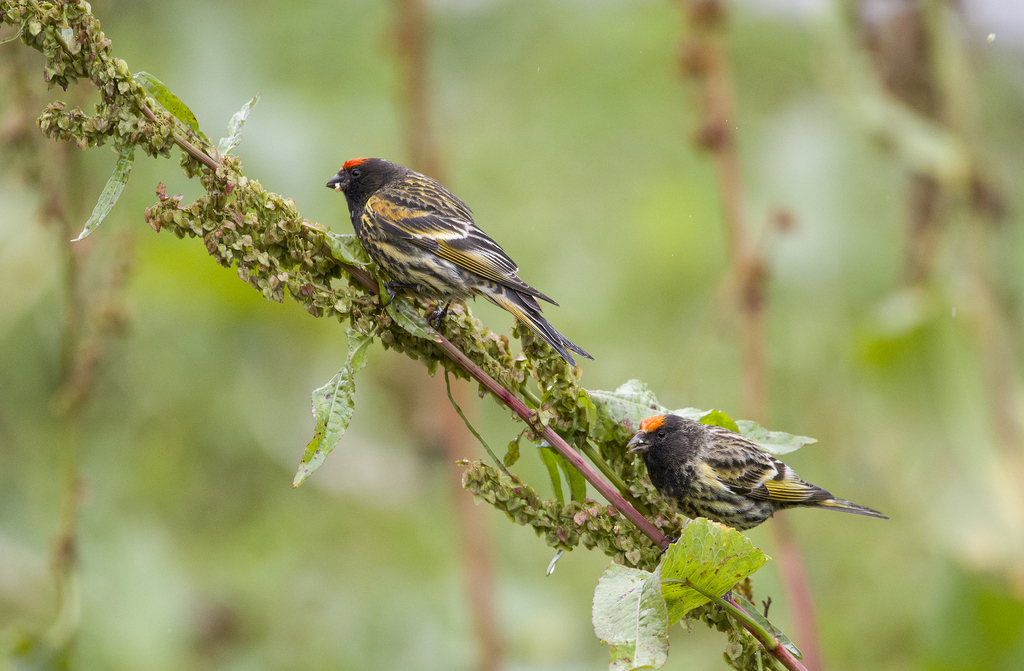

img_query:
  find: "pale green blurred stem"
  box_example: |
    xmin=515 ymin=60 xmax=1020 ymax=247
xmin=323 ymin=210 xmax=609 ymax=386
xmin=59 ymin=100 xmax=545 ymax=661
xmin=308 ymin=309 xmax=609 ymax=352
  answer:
xmin=445 ymin=368 xmax=510 ymax=477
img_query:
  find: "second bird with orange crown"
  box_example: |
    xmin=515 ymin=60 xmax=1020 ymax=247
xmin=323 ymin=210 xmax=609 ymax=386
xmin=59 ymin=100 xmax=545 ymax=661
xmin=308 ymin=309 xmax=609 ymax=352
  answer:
xmin=628 ymin=414 xmax=887 ymax=530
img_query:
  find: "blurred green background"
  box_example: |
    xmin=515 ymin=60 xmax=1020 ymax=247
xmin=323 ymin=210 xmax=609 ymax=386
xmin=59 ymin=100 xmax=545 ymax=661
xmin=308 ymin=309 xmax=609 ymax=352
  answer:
xmin=2 ymin=0 xmax=1024 ymax=669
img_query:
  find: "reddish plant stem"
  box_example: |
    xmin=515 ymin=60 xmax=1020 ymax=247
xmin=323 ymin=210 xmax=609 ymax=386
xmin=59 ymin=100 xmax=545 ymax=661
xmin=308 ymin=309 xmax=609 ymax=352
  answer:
xmin=437 ymin=322 xmax=671 ymax=549
xmin=336 ymin=268 xmax=670 ymax=549
xmin=143 ymin=91 xmax=669 ymax=550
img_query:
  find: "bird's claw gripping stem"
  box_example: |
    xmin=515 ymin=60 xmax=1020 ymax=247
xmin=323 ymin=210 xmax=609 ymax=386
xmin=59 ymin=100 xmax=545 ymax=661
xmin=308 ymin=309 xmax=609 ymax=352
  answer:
xmin=428 ymin=301 xmax=452 ymax=330
xmin=381 ymin=281 xmax=418 ymax=308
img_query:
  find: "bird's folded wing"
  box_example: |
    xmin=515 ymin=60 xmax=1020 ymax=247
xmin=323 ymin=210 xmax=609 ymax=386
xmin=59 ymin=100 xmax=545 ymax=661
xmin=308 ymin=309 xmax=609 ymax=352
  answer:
xmin=704 ymin=428 xmax=826 ymax=503
xmin=365 ymin=189 xmax=556 ymax=303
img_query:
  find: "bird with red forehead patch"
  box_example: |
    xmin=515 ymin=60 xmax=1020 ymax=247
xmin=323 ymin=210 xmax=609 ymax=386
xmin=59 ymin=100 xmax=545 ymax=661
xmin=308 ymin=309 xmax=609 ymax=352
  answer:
xmin=627 ymin=414 xmax=887 ymax=531
xmin=326 ymin=158 xmax=592 ymax=366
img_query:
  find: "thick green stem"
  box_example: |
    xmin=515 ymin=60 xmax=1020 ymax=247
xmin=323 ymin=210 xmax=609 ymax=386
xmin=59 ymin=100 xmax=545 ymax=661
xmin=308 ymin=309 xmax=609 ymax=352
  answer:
xmin=662 ymin=579 xmax=807 ymax=671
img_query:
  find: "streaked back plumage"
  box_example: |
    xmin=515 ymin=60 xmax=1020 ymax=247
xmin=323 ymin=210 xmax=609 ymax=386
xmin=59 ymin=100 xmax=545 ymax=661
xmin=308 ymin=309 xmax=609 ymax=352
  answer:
xmin=326 ymin=158 xmax=591 ymax=365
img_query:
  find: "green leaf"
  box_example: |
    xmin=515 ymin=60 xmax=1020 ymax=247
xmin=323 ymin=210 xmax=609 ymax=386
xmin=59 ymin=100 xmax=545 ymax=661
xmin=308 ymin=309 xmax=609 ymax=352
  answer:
xmin=588 ymin=380 xmax=665 ymax=442
xmin=660 ymin=518 xmax=769 ymax=625
xmin=378 ymin=278 xmax=442 ymax=343
xmin=218 ymin=93 xmax=260 ymax=156
xmin=698 ymin=409 xmax=740 ymax=434
xmin=558 ymin=454 xmax=588 ymax=503
xmin=732 ymin=420 xmax=816 ymax=456
xmin=667 ymin=407 xmax=709 ymax=422
xmin=133 ymin=71 xmax=208 ymax=141
xmin=72 ymin=145 xmax=134 ymax=242
xmin=732 ymin=595 xmax=802 ymax=660
xmin=293 ymin=331 xmax=373 ymax=487
xmin=592 ymin=563 xmax=669 ymax=671
xmin=537 ymin=443 xmax=564 ymax=504
xmin=504 ymin=432 xmax=523 ymax=467
xmin=324 ymin=231 xmax=371 ymax=265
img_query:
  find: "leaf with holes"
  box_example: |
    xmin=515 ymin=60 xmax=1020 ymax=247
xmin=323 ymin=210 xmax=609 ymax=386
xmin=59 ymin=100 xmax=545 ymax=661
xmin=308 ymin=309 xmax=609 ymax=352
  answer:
xmin=293 ymin=331 xmax=373 ymax=487
xmin=588 ymin=380 xmax=665 ymax=443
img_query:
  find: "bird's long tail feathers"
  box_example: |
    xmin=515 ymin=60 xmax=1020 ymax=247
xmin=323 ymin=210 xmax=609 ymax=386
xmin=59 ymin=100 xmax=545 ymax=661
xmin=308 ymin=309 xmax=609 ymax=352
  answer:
xmin=484 ymin=288 xmax=592 ymax=366
xmin=816 ymin=498 xmax=889 ymax=520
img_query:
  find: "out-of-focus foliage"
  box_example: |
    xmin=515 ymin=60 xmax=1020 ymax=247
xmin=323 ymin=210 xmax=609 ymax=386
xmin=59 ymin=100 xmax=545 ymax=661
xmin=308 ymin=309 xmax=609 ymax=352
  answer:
xmin=2 ymin=1 xmax=1024 ymax=670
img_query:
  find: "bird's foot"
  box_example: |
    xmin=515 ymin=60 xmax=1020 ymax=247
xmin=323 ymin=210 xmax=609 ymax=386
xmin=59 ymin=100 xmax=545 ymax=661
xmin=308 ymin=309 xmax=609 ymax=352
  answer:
xmin=428 ymin=301 xmax=452 ymax=330
xmin=381 ymin=282 xmax=418 ymax=307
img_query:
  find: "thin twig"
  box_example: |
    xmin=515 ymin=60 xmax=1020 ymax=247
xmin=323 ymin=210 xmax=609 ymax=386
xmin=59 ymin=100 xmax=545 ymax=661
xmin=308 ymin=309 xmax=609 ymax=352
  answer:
xmin=140 ymin=104 xmax=219 ymax=172
xmin=433 ymin=321 xmax=671 ymax=549
xmin=445 ymin=367 xmax=510 ymax=477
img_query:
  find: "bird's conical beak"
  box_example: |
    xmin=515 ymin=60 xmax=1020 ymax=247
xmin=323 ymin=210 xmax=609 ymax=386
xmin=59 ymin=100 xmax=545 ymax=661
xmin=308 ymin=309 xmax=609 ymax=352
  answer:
xmin=326 ymin=171 xmax=348 ymax=192
xmin=626 ymin=432 xmax=650 ymax=454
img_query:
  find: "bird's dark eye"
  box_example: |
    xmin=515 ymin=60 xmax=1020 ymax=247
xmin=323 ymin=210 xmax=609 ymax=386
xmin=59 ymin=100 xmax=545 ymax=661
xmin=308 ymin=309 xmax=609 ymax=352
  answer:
xmin=350 ymin=168 xmax=362 ymax=178
xmin=657 ymin=430 xmax=666 ymax=438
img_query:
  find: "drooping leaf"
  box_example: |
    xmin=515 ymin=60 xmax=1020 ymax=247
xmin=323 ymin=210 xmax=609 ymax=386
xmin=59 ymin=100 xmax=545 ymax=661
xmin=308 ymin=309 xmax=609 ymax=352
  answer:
xmin=732 ymin=594 xmax=802 ymax=660
xmin=593 ymin=563 xmax=669 ymax=671
xmin=72 ymin=145 xmax=134 ymax=242
xmin=388 ymin=298 xmax=441 ymax=343
xmin=324 ymin=231 xmax=371 ymax=265
xmin=698 ymin=409 xmax=740 ymax=434
xmin=732 ymin=420 xmax=816 ymax=456
xmin=537 ymin=442 xmax=564 ymax=504
xmin=660 ymin=518 xmax=769 ymax=625
xmin=218 ymin=93 xmax=260 ymax=156
xmin=133 ymin=71 xmax=208 ymax=141
xmin=557 ymin=454 xmax=588 ymax=503
xmin=293 ymin=331 xmax=373 ymax=487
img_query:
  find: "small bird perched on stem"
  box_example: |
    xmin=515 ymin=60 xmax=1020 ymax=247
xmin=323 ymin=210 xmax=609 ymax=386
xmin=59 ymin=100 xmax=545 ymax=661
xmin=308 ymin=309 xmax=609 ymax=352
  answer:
xmin=326 ymin=158 xmax=592 ymax=366
xmin=627 ymin=414 xmax=887 ymax=531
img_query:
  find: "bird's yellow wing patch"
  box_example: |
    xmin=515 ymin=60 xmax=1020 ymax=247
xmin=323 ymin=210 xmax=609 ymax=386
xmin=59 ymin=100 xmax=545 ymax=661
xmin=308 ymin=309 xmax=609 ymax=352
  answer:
xmin=763 ymin=478 xmax=817 ymax=502
xmin=434 ymin=240 xmax=513 ymax=283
